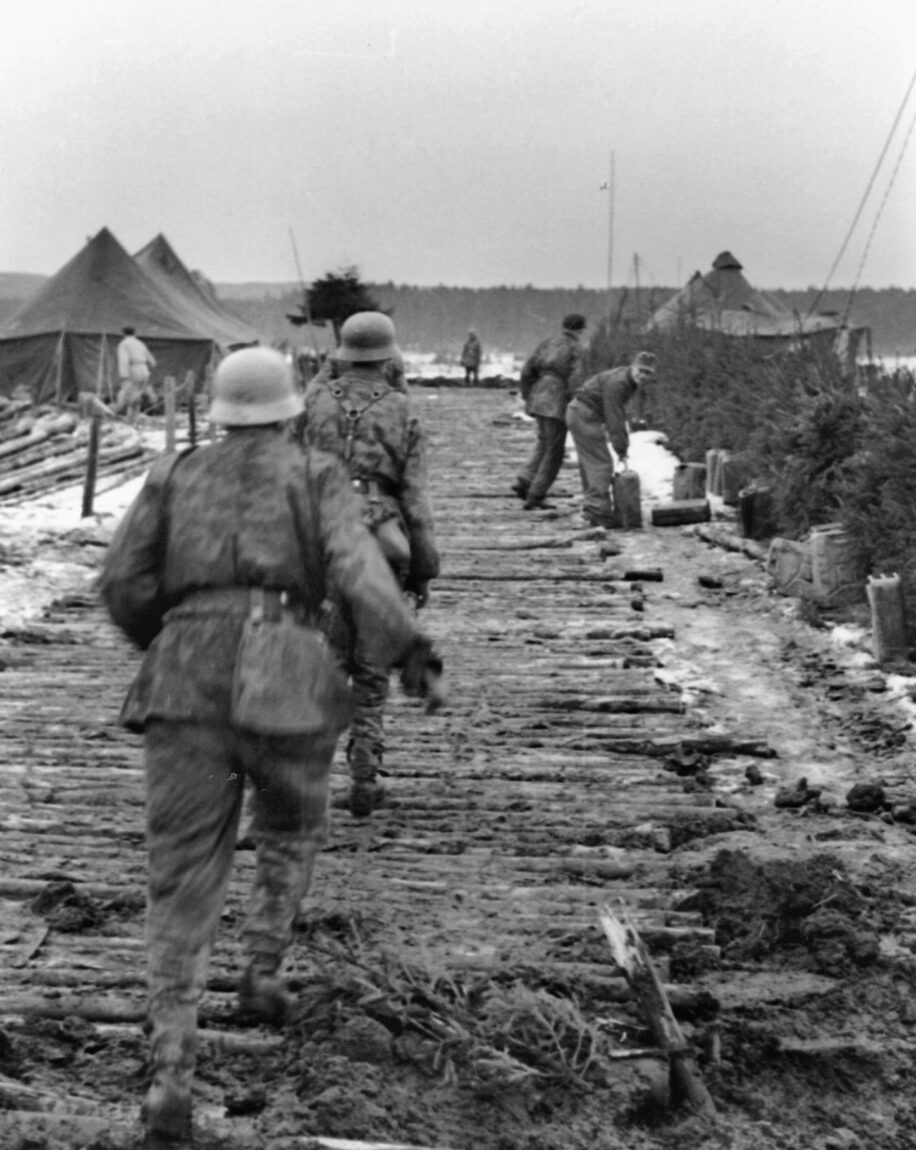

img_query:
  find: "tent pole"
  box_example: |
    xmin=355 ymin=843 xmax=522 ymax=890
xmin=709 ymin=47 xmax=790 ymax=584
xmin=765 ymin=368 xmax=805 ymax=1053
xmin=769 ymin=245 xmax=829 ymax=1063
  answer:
xmin=54 ymin=331 xmax=66 ymax=409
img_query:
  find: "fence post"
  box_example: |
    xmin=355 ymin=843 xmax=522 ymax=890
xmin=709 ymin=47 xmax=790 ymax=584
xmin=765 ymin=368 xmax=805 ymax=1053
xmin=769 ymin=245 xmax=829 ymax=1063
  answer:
xmin=185 ymin=371 xmax=197 ymax=447
xmin=81 ymin=414 xmax=101 ymax=518
xmin=164 ymin=376 xmax=176 ymax=453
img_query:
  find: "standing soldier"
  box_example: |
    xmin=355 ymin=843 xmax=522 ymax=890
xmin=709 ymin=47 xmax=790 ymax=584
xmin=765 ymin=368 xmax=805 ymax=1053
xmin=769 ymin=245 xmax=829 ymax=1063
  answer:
xmin=299 ymin=312 xmax=441 ymax=818
xmin=512 ymin=313 xmax=587 ymax=509
xmin=116 ymin=325 xmax=157 ymax=421
xmin=99 ymin=347 xmax=444 ymax=1144
xmin=460 ymin=330 xmax=482 ymax=386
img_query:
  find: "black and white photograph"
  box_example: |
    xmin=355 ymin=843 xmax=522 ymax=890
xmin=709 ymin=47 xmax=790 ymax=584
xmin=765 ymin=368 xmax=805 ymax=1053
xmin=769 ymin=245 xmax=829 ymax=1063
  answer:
xmin=0 ymin=2 xmax=914 ymax=1148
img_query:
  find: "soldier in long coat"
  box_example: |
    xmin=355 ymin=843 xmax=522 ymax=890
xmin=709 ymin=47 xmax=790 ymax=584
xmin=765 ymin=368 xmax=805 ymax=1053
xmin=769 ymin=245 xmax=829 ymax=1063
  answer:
xmin=512 ymin=313 xmax=587 ymax=509
xmin=298 ymin=312 xmax=440 ymax=817
xmin=99 ymin=347 xmax=443 ymax=1143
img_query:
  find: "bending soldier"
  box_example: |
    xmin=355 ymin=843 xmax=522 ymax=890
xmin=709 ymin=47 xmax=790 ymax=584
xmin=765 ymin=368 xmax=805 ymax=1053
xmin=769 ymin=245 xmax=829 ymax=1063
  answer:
xmin=513 ymin=313 xmax=587 ymax=509
xmin=298 ymin=311 xmax=441 ymax=818
xmin=99 ymin=347 xmax=443 ymax=1144
xmin=566 ymin=351 xmax=658 ymax=527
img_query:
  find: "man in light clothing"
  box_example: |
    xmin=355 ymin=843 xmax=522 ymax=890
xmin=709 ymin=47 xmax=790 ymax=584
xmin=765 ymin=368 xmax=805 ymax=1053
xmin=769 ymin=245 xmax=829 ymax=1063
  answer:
xmin=116 ymin=326 xmax=157 ymax=420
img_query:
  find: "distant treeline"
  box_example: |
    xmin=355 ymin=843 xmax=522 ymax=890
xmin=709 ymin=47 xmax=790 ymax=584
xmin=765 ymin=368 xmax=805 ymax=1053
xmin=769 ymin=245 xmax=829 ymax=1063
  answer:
xmin=222 ymin=283 xmax=916 ymax=360
xmin=0 ymin=279 xmax=913 ymax=358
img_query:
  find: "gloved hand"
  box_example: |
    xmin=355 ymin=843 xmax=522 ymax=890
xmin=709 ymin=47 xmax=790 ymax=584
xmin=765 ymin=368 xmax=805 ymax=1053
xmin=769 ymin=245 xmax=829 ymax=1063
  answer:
xmin=399 ymin=636 xmax=446 ymax=713
xmin=404 ymin=576 xmax=430 ymax=609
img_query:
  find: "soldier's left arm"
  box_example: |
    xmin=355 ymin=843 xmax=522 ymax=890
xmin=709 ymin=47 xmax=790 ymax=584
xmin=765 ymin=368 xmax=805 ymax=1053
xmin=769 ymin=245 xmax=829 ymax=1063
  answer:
xmin=307 ymin=454 xmax=421 ymax=668
xmin=399 ymin=416 xmax=441 ymax=586
xmin=98 ymin=455 xmax=176 ymax=649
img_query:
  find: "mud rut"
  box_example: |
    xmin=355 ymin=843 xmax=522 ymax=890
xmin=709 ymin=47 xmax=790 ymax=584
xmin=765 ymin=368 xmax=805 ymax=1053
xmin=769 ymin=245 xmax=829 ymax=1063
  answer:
xmin=0 ymin=388 xmax=908 ymax=1147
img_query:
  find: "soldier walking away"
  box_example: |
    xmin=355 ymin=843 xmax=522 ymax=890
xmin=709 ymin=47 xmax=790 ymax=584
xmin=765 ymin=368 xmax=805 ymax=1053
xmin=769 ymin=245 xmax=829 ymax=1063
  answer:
xmin=566 ymin=351 xmax=657 ymax=527
xmin=99 ymin=347 xmax=444 ymax=1145
xmin=115 ymin=326 xmax=157 ymax=421
xmin=460 ymin=329 xmax=482 ymax=386
xmin=512 ymin=313 xmax=587 ymax=509
xmin=298 ymin=312 xmax=441 ymax=818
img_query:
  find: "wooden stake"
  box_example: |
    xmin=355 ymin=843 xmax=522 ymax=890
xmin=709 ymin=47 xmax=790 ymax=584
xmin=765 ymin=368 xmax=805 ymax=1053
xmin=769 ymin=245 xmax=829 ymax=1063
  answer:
xmin=80 ymin=415 xmax=101 ymax=519
xmin=164 ymin=375 xmax=177 ymax=452
xmin=185 ymin=370 xmax=197 ymax=446
xmin=598 ymin=902 xmax=716 ymax=1119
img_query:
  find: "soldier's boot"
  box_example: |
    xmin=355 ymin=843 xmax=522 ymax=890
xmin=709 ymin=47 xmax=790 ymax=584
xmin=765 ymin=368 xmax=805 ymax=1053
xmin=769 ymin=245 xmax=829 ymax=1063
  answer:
xmin=510 ymin=479 xmax=529 ymax=501
xmin=237 ymin=959 xmax=293 ymax=1027
xmin=142 ymin=1015 xmax=195 ymax=1144
xmin=346 ymin=740 xmax=386 ymax=818
xmin=240 ymin=830 xmax=325 ymax=1022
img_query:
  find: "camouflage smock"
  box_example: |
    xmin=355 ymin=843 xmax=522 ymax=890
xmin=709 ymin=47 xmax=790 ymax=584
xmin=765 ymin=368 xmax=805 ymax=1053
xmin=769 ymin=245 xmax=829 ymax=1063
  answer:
xmin=99 ymin=426 xmax=420 ymax=731
xmin=300 ymin=367 xmax=440 ymax=585
xmin=519 ymin=330 xmax=585 ymax=420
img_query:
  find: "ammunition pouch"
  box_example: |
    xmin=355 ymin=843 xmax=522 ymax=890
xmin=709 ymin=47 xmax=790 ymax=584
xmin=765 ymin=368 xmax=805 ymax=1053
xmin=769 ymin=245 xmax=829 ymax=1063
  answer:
xmin=352 ymin=477 xmax=411 ymax=579
xmin=228 ymin=588 xmax=354 ymax=735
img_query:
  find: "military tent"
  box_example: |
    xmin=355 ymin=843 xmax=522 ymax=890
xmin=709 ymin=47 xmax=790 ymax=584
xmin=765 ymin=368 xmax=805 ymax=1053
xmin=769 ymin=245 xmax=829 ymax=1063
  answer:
xmin=0 ymin=228 xmax=216 ymax=404
xmin=646 ymin=251 xmax=868 ymax=362
xmin=134 ymin=234 xmax=261 ymax=350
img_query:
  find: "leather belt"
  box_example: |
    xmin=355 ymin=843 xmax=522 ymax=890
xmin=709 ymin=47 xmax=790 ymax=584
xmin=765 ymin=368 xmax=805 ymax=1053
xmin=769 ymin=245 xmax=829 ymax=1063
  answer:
xmin=167 ymin=587 xmax=305 ymax=624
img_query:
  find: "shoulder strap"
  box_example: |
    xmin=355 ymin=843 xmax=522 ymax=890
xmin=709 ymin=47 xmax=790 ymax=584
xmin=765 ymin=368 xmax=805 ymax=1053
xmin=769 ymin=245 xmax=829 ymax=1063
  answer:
xmin=328 ymin=378 xmax=395 ymax=462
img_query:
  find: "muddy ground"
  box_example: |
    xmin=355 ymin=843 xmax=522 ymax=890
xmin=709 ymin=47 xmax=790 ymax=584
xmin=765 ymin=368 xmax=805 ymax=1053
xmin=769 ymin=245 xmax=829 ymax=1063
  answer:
xmin=1 ymin=387 xmax=915 ymax=1150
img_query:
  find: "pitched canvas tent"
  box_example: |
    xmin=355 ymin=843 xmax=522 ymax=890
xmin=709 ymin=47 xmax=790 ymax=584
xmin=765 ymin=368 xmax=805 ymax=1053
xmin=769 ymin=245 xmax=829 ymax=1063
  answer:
xmin=646 ymin=251 xmax=868 ymax=363
xmin=134 ymin=234 xmax=261 ymax=350
xmin=0 ymin=228 xmax=216 ymax=404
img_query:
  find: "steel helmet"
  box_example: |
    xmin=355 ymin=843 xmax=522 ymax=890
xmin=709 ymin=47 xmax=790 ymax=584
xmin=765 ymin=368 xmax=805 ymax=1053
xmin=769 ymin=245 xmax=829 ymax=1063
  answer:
xmin=336 ymin=312 xmax=397 ymax=363
xmin=208 ymin=348 xmax=303 ymax=426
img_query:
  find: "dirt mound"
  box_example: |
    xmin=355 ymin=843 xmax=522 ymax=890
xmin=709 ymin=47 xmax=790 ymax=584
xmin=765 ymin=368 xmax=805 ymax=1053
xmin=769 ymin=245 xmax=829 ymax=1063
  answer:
xmin=681 ymin=850 xmax=898 ymax=975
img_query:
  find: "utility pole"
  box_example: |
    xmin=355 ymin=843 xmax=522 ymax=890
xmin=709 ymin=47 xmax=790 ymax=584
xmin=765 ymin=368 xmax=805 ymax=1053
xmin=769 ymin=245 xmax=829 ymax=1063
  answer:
xmin=602 ymin=152 xmax=615 ymax=324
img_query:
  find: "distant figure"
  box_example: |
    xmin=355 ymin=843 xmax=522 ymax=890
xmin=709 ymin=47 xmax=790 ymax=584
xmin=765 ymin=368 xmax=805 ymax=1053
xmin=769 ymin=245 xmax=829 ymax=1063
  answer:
xmin=512 ymin=314 xmax=587 ymax=510
xmin=116 ymin=326 xmax=157 ymax=420
xmin=460 ymin=330 xmax=482 ymax=387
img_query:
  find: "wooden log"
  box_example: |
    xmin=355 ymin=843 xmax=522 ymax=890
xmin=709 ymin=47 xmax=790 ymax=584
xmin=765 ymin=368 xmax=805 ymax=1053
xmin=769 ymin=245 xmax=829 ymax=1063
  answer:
xmin=598 ymin=903 xmax=716 ymax=1118
xmin=651 ymin=500 xmax=711 ymax=527
xmin=0 ymin=427 xmax=49 ymax=460
xmin=623 ymin=568 xmax=664 ymax=582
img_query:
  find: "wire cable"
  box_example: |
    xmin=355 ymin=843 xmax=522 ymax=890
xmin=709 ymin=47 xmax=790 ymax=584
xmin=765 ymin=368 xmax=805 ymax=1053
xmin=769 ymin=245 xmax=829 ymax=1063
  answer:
xmin=807 ymin=68 xmax=916 ymax=320
xmin=844 ymin=100 xmax=916 ymax=323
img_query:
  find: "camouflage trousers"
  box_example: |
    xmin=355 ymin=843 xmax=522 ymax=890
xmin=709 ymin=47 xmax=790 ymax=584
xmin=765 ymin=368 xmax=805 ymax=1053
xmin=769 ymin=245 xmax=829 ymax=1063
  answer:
xmin=143 ymin=719 xmax=337 ymax=1080
xmin=346 ymin=643 xmax=392 ymax=780
xmin=517 ymin=415 xmax=567 ymax=503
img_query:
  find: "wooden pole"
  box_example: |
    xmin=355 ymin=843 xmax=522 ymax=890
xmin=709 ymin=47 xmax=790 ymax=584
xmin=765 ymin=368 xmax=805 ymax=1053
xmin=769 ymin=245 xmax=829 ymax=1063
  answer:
xmin=598 ymin=902 xmax=716 ymax=1118
xmin=185 ymin=370 xmax=197 ymax=446
xmin=54 ymin=331 xmax=66 ymax=409
xmin=164 ymin=376 xmax=176 ymax=453
xmin=81 ymin=415 xmax=101 ymax=519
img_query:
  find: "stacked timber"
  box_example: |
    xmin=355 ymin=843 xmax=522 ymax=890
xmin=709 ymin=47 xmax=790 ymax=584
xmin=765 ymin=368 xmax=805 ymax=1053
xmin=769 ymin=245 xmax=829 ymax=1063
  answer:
xmin=0 ymin=404 xmax=152 ymax=505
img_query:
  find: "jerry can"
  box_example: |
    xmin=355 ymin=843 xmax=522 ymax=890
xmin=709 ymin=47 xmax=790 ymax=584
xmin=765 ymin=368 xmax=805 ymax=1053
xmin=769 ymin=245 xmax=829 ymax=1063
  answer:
xmin=673 ymin=462 xmax=707 ymax=501
xmin=612 ymin=469 xmax=642 ymax=529
xmin=809 ymin=524 xmax=865 ymax=606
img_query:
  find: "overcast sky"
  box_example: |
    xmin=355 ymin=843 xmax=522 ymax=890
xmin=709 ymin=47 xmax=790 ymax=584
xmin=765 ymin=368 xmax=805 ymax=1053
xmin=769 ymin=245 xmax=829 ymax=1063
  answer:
xmin=2 ymin=0 xmax=914 ymax=291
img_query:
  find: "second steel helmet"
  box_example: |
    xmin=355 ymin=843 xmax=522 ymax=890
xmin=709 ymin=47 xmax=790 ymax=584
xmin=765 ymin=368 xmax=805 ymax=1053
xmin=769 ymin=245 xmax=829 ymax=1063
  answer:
xmin=208 ymin=348 xmax=303 ymax=426
xmin=336 ymin=312 xmax=397 ymax=363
